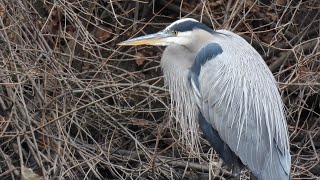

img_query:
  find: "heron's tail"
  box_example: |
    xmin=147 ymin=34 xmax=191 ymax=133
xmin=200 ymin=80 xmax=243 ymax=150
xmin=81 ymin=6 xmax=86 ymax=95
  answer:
xmin=257 ymin=140 xmax=291 ymax=180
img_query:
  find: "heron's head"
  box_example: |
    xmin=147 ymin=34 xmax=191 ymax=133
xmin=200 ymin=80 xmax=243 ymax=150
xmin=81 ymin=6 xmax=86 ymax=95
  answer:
xmin=118 ymin=18 xmax=214 ymax=47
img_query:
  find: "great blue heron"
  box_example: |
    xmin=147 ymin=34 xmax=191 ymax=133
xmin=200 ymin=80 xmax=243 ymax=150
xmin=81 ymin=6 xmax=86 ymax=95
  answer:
xmin=118 ymin=18 xmax=291 ymax=180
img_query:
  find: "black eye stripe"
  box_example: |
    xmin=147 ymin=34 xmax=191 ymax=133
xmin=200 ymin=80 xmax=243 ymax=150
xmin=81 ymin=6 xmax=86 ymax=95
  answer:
xmin=168 ymin=20 xmax=214 ymax=34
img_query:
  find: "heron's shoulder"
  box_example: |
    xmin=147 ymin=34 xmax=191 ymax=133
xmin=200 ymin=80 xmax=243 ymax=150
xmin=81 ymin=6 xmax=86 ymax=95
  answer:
xmin=188 ymin=42 xmax=223 ymax=94
xmin=192 ymin=43 xmax=223 ymax=75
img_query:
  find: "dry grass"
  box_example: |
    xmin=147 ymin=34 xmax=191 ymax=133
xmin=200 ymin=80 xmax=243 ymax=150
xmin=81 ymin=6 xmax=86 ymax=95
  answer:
xmin=0 ymin=0 xmax=319 ymax=179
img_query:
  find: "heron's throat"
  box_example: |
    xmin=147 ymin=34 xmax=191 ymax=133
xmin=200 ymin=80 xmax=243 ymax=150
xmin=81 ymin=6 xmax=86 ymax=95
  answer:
xmin=161 ymin=61 xmax=199 ymax=148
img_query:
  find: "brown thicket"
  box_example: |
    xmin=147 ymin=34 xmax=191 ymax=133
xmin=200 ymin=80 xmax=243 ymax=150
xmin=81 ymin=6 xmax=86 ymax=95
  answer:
xmin=0 ymin=0 xmax=319 ymax=179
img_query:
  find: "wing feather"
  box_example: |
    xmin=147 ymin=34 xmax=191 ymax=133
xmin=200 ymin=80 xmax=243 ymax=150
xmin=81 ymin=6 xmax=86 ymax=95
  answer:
xmin=191 ymin=31 xmax=291 ymax=179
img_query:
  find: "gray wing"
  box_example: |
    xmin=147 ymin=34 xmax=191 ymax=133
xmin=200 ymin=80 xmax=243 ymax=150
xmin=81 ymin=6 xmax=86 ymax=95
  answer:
xmin=190 ymin=39 xmax=291 ymax=179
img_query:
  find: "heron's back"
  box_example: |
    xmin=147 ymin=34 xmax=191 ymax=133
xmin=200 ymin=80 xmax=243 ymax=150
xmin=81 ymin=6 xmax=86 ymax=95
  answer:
xmin=198 ymin=30 xmax=291 ymax=179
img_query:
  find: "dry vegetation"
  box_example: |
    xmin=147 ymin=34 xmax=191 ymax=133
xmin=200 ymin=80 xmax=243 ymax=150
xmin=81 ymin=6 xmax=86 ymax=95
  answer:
xmin=0 ymin=0 xmax=319 ymax=179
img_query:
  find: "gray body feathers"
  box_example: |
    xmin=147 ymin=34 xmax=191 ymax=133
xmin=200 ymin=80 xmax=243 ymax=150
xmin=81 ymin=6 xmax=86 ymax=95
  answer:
xmin=161 ymin=29 xmax=291 ymax=180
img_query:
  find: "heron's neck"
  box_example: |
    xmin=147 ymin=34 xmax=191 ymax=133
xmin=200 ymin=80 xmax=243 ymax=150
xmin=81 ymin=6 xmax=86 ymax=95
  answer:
xmin=160 ymin=46 xmax=199 ymax=148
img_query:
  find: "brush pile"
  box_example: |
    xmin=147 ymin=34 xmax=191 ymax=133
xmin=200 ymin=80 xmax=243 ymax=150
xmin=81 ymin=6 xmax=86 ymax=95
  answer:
xmin=0 ymin=0 xmax=319 ymax=179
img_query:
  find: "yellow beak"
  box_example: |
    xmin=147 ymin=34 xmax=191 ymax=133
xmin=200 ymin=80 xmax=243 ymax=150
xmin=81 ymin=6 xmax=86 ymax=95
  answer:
xmin=117 ymin=32 xmax=174 ymax=46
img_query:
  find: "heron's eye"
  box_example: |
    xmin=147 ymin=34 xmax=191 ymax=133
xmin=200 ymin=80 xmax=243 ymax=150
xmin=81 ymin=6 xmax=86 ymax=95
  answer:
xmin=172 ymin=31 xmax=178 ymax=35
